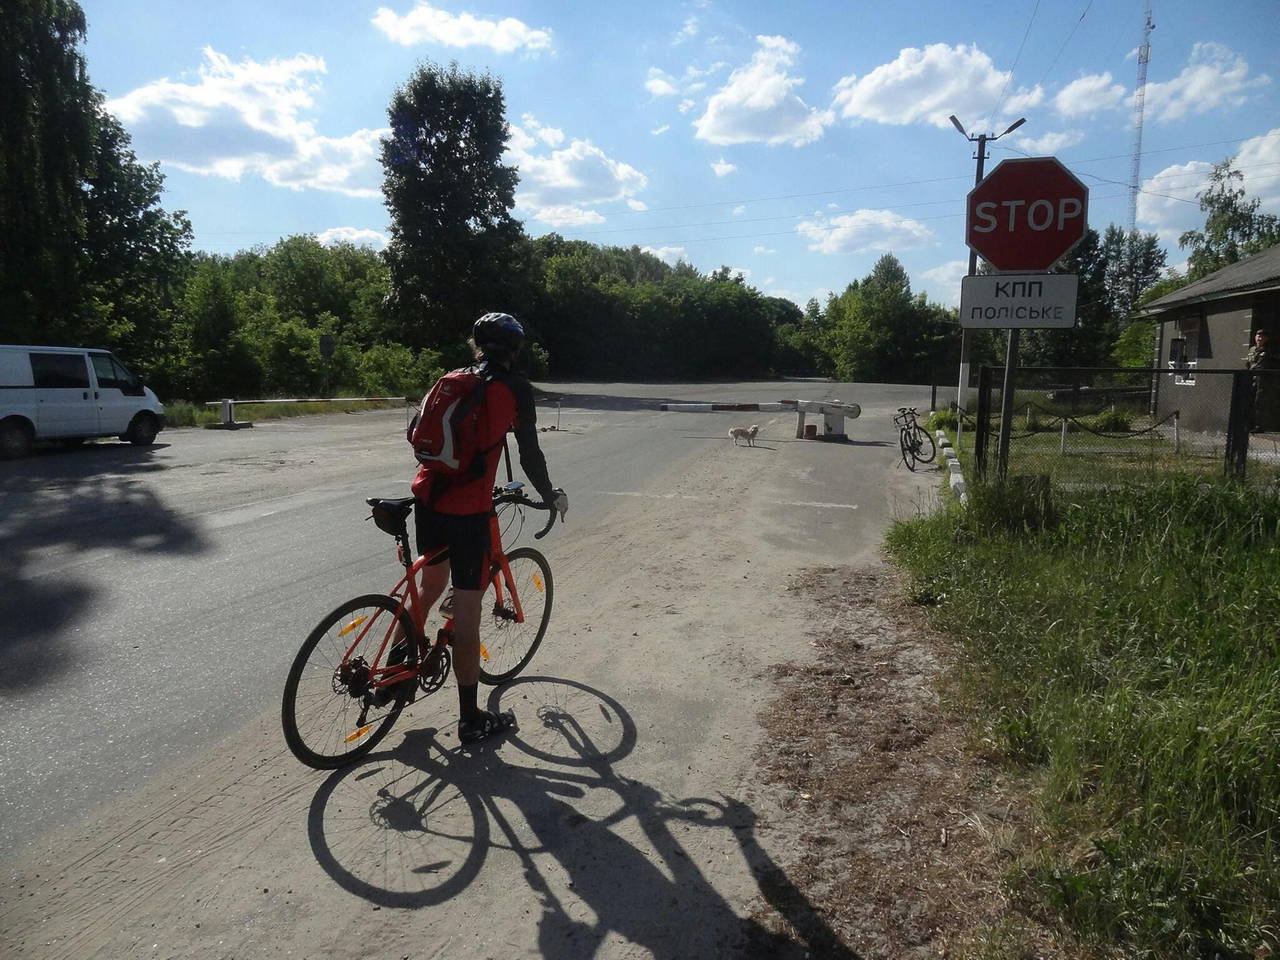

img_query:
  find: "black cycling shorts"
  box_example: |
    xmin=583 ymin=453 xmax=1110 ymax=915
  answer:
xmin=414 ymin=504 xmax=491 ymax=591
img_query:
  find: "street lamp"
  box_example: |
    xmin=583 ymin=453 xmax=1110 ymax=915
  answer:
xmin=950 ymin=115 xmax=1027 ymax=442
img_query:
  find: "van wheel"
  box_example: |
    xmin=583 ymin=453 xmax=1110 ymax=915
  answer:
xmin=127 ymin=414 xmax=159 ymax=446
xmin=0 ymin=420 xmax=34 ymax=459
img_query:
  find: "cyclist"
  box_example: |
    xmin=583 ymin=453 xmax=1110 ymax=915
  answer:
xmin=411 ymin=312 xmax=567 ymax=744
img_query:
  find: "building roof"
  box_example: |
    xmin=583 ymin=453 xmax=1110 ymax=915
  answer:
xmin=1140 ymin=243 xmax=1280 ymax=315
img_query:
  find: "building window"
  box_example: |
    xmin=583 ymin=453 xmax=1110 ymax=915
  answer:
xmin=1170 ymin=318 xmax=1199 ymax=384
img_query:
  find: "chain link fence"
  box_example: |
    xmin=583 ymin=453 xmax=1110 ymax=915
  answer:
xmin=966 ymin=367 xmax=1280 ymax=485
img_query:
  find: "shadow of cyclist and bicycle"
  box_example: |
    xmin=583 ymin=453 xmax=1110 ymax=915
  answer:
xmin=306 ymin=675 xmax=859 ymax=959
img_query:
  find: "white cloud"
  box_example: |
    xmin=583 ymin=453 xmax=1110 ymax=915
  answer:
xmin=107 ymin=48 xmax=384 ymax=197
xmin=1003 ymin=85 xmax=1045 ymax=113
xmin=316 ymin=227 xmax=388 ymax=249
xmin=694 ymin=35 xmax=832 ymax=146
xmin=754 ymin=245 xmax=776 ymax=254
xmin=732 ymin=205 xmax=746 ymax=215
xmin=650 ymin=124 xmax=670 ymax=135
xmin=530 ymin=205 xmax=605 ymax=227
xmin=1137 ymin=160 xmax=1214 ymax=244
xmin=1015 ymin=129 xmax=1085 ymax=154
xmin=1144 ymin=43 xmax=1270 ymax=123
xmin=521 ymin=113 xmax=565 ymax=146
xmin=627 ymin=198 xmax=649 ymax=211
xmin=711 ymin=157 xmax=736 ymax=177
xmin=678 ymin=98 xmax=697 ymax=114
xmin=371 ymin=2 xmax=551 ymax=52
xmin=674 ymin=16 xmax=699 ymax=44
xmin=918 ymin=260 xmax=967 ymax=307
xmin=646 ymin=68 xmax=679 ymax=97
xmin=642 ymin=245 xmax=688 ymax=265
xmin=1054 ymin=72 xmax=1126 ymax=116
xmin=506 ymin=121 xmax=648 ymax=227
xmin=797 ymin=209 xmax=935 ymax=254
xmin=831 ymin=43 xmax=1034 ymax=129
xmin=1235 ymin=129 xmax=1280 ymax=210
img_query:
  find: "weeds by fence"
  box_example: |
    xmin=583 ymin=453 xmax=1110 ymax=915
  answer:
xmin=968 ymin=367 xmax=1280 ymax=485
xmin=888 ymin=476 xmax=1280 ymax=957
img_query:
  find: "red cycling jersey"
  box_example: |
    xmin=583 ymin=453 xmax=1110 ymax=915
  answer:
xmin=410 ymin=366 xmax=553 ymax=514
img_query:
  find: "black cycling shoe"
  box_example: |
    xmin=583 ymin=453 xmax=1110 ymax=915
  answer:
xmin=370 ymin=644 xmax=416 ymax=707
xmin=458 ymin=709 xmax=517 ymax=744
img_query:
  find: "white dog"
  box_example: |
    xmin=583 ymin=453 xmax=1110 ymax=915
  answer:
xmin=729 ymin=424 xmax=760 ymax=447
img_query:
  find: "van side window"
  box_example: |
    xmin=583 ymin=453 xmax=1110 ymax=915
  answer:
xmin=31 ymin=353 xmax=90 ymax=389
xmin=91 ymin=354 xmax=121 ymax=389
xmin=110 ymin=356 xmax=144 ymax=396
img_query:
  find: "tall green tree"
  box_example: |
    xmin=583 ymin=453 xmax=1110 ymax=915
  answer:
xmin=1 ymin=0 xmax=191 ymax=354
xmin=1180 ymin=159 xmax=1280 ymax=281
xmin=1 ymin=0 xmax=97 ymax=340
xmin=1100 ymin=225 xmax=1167 ymax=318
xmin=379 ymin=60 xmax=527 ymax=348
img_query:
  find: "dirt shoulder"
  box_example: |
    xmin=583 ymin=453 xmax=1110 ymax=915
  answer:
xmin=744 ymin=563 xmax=1088 ymax=960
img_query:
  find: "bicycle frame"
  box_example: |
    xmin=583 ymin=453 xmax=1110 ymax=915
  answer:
xmin=337 ymin=511 xmax=527 ymax=694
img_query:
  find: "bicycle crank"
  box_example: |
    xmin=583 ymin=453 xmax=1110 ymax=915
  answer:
xmin=418 ymin=645 xmax=452 ymax=695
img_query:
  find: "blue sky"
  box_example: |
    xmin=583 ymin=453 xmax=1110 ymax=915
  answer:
xmin=81 ymin=0 xmax=1279 ymax=307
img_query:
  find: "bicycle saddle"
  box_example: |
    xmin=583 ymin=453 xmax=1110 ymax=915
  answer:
xmin=366 ymin=497 xmax=414 ymax=533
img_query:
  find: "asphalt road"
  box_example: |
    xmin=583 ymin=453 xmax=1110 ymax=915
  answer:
xmin=0 ymin=379 xmax=938 ymax=863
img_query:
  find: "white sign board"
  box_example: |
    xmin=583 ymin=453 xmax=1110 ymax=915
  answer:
xmin=959 ymin=274 xmax=1078 ymax=329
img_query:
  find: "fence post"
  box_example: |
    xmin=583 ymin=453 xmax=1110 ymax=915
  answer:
xmin=1174 ymin=410 xmax=1180 ymax=453
xmin=1224 ymin=371 xmax=1252 ymax=477
xmin=974 ymin=365 xmax=993 ymax=481
xmin=1060 ymin=417 xmax=1068 ymax=455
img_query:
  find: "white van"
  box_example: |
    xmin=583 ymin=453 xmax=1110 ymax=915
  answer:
xmin=0 ymin=345 xmax=166 ymax=458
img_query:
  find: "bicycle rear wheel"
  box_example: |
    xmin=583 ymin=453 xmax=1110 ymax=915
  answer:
xmin=282 ymin=594 xmax=416 ymax=769
xmin=479 ymin=546 xmax=553 ymax=684
xmin=913 ymin=425 xmax=937 ymax=463
xmin=899 ymin=427 xmax=917 ymax=471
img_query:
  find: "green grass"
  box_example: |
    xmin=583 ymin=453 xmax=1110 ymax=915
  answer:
xmin=888 ymin=477 xmax=1280 ymax=958
xmin=163 ymin=398 xmax=406 ymax=427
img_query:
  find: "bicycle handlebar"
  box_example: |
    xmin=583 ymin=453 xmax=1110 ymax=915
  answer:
xmin=492 ymin=491 xmax=560 ymax=539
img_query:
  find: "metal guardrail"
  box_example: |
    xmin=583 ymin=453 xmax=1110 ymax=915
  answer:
xmin=205 ymin=396 xmax=409 ymax=427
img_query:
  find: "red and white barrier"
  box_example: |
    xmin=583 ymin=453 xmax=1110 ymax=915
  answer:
xmin=659 ymin=399 xmax=861 ymax=440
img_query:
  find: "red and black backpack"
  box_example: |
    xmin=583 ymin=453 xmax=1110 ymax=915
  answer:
xmin=407 ymin=366 xmax=501 ymax=477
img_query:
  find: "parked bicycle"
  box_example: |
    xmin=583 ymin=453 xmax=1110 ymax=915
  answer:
xmin=281 ymin=482 xmax=558 ymax=769
xmin=894 ymin=406 xmax=937 ymax=471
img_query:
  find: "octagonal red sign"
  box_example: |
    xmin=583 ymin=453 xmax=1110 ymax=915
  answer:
xmin=966 ymin=157 xmax=1089 ymax=272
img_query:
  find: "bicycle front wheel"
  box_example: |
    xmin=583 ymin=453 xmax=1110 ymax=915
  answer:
xmin=899 ymin=427 xmax=917 ymax=471
xmin=479 ymin=546 xmax=553 ymax=684
xmin=282 ymin=594 xmax=416 ymax=769
xmin=913 ymin=426 xmax=937 ymax=463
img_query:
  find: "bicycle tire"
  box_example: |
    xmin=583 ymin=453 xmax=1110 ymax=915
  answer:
xmin=479 ymin=547 xmax=553 ymax=684
xmin=282 ymin=594 xmax=417 ymax=769
xmin=899 ymin=426 xmax=917 ymax=471
xmin=913 ymin=425 xmax=937 ymax=463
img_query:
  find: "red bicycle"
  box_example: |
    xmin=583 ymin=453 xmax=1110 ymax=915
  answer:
xmin=282 ymin=483 xmax=558 ymax=769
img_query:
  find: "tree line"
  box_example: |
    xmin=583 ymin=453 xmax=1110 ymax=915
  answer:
xmin=5 ymin=1 xmax=1278 ymax=402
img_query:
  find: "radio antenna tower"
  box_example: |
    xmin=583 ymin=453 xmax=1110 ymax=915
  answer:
xmin=1128 ymin=0 xmax=1155 ymax=233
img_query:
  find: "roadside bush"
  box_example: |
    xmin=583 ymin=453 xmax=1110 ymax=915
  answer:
xmin=1088 ymin=408 xmax=1133 ymax=433
xmin=162 ymin=400 xmax=219 ymax=427
xmin=887 ymin=476 xmax=1280 ymax=957
xmin=927 ymin=409 xmax=957 ymax=431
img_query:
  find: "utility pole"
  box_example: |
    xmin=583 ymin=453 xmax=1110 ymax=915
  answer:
xmin=949 ymin=115 xmax=1026 ymax=446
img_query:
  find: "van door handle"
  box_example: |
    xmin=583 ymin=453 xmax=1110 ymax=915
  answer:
xmin=83 ymin=391 xmax=89 ymax=400
xmin=94 ymin=391 xmax=100 ymax=399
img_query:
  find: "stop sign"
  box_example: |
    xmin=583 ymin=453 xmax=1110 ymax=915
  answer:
xmin=966 ymin=157 xmax=1089 ymax=272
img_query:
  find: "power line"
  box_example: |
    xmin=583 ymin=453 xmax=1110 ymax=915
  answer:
xmin=987 ymin=0 xmax=1042 ymax=129
xmin=1037 ymin=0 xmax=1095 ymax=90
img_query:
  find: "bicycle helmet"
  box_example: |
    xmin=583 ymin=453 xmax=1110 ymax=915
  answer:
xmin=472 ymin=312 xmax=525 ymax=357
